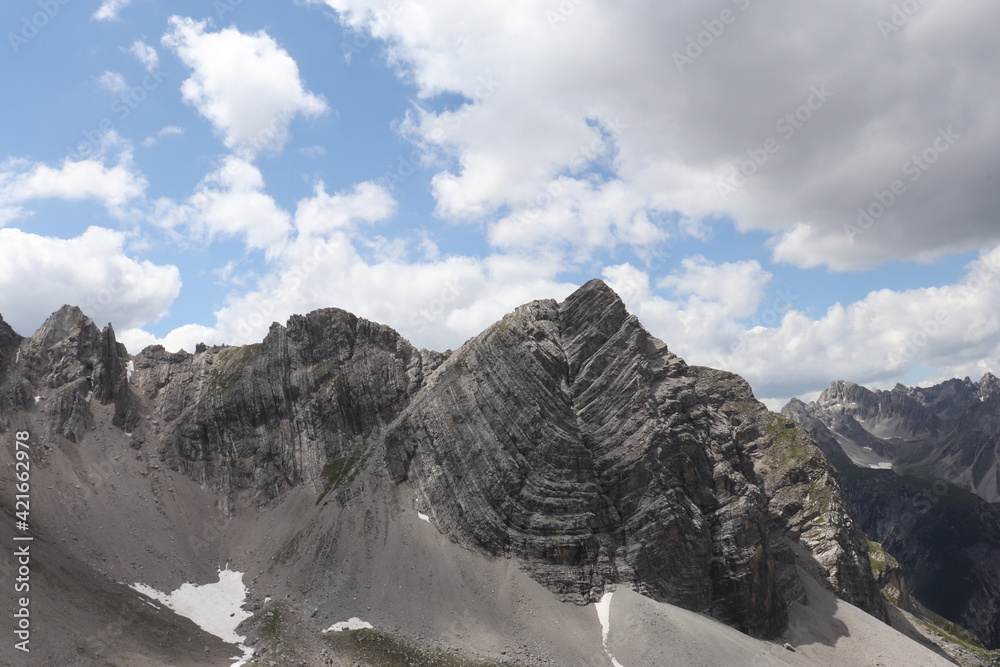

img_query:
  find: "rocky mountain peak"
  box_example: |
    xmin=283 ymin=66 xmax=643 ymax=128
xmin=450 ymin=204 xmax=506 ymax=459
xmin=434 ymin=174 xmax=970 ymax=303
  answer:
xmin=980 ymin=371 xmax=1000 ymax=401
xmin=380 ymin=282 xmax=886 ymax=636
xmin=13 ymin=305 xmax=136 ymax=440
xmin=559 ymin=278 xmax=626 ymax=317
xmin=31 ymin=304 xmax=93 ymax=345
xmin=0 ymin=284 xmax=892 ymax=650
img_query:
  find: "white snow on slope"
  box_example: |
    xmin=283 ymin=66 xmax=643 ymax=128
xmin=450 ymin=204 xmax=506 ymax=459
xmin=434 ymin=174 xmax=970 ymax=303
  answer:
xmin=868 ymin=462 xmax=893 ymax=469
xmin=323 ymin=617 xmax=374 ymax=633
xmin=126 ymin=359 xmax=134 ymax=382
xmin=417 ymin=511 xmax=430 ymax=522
xmin=595 ymin=591 xmax=625 ymax=667
xmin=131 ymin=568 xmax=253 ymax=666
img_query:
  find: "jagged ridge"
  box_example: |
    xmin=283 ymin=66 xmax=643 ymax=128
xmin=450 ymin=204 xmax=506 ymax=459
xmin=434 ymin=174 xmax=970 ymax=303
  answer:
xmin=1 ymin=281 xmax=887 ymax=641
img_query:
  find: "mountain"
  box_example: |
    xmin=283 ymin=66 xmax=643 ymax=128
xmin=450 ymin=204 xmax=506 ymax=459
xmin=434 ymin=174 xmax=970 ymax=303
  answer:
xmin=786 ymin=379 xmax=1000 ymax=651
xmin=797 ymin=377 xmax=1000 ymax=502
xmin=0 ymin=281 xmax=957 ymax=666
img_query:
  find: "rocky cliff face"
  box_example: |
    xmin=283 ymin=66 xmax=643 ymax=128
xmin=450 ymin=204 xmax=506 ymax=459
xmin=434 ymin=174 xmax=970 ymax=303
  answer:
xmin=689 ymin=368 xmax=887 ymax=622
xmin=130 ymin=308 xmax=433 ymax=509
xmin=384 ymin=282 xmax=791 ymax=634
xmin=1 ymin=281 xmax=887 ymax=641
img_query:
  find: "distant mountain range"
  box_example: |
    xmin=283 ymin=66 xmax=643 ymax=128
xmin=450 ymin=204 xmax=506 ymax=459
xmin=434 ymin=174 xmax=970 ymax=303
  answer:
xmin=785 ymin=376 xmax=1000 ymax=652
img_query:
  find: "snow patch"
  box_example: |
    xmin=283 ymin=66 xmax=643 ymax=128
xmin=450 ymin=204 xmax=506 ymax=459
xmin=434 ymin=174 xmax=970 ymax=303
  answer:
xmin=131 ymin=568 xmax=253 ymax=666
xmin=868 ymin=462 xmax=893 ymax=469
xmin=595 ymin=591 xmax=625 ymax=667
xmin=33 ymin=396 xmax=41 ymax=404
xmin=417 ymin=512 xmax=430 ymax=522
xmin=323 ymin=617 xmax=373 ymax=633
xmin=126 ymin=359 xmax=134 ymax=382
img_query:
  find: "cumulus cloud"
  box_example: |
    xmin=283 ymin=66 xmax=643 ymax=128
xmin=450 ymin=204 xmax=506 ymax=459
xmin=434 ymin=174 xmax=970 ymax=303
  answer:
xmin=152 ymin=155 xmax=291 ymax=254
xmin=316 ymin=0 xmax=1000 ymax=271
xmin=128 ymin=39 xmax=160 ymax=72
xmin=127 ymin=159 xmax=577 ymax=354
xmin=141 ymin=125 xmax=184 ymax=148
xmin=294 ymin=181 xmax=396 ymax=237
xmin=0 ymin=141 xmax=147 ymax=223
xmin=93 ymin=0 xmax=132 ymax=22
xmin=161 ymin=17 xmax=328 ymax=156
xmin=658 ymin=256 xmax=771 ymax=320
xmin=97 ymin=71 xmax=129 ymax=95
xmin=0 ymin=227 xmax=180 ymax=336
xmin=604 ymin=245 xmax=1000 ymax=402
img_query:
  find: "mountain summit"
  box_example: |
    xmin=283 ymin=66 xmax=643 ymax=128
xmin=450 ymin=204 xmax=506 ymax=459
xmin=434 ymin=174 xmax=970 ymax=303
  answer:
xmin=0 ymin=281 xmax=959 ymax=666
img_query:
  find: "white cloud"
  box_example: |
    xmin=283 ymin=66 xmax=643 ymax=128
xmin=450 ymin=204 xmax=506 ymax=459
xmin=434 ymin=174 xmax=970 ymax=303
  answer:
xmin=97 ymin=71 xmax=129 ymax=95
xmin=126 ymin=164 xmax=578 ymax=354
xmin=128 ymin=39 xmax=160 ymax=72
xmin=294 ymin=181 xmax=396 ymax=237
xmin=93 ymin=0 xmax=132 ymax=21
xmin=604 ymin=245 xmax=1000 ymax=401
xmin=161 ymin=17 xmax=328 ymax=156
xmin=0 ymin=227 xmax=180 ymax=336
xmin=315 ymin=0 xmax=1000 ymax=271
xmin=658 ymin=256 xmax=771 ymax=320
xmin=119 ymin=323 xmax=220 ymax=355
xmin=0 ymin=142 xmax=147 ymax=223
xmin=152 ymin=155 xmax=291 ymax=254
xmin=141 ymin=125 xmax=184 ymax=148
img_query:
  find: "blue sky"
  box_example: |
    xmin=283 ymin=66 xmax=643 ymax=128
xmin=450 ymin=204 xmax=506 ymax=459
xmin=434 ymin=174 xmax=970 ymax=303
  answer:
xmin=1 ymin=0 xmax=998 ymax=406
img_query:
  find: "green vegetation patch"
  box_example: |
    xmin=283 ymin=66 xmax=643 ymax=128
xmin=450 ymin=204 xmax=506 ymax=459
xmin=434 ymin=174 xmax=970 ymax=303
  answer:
xmin=262 ymin=603 xmax=282 ymax=640
xmin=323 ymin=628 xmax=506 ymax=667
xmin=208 ymin=343 xmax=262 ymax=393
xmin=317 ymin=456 xmax=358 ymax=505
xmin=760 ymin=413 xmax=812 ymax=468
